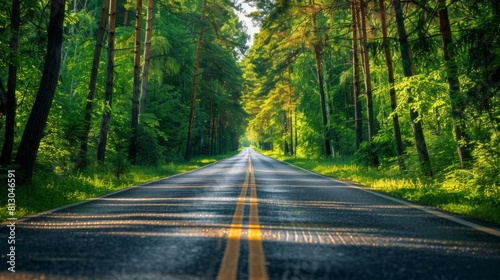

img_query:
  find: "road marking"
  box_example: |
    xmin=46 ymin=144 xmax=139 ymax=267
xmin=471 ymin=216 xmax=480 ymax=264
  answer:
xmin=216 ymin=160 xmax=250 ymax=280
xmin=248 ymin=159 xmax=269 ymax=280
xmin=217 ymin=157 xmax=269 ymax=280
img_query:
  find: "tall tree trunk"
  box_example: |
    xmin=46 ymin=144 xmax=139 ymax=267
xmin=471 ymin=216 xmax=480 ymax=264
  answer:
xmin=128 ymin=0 xmax=143 ymax=164
xmin=209 ymin=82 xmax=214 ymax=156
xmin=96 ymin=0 xmax=117 ymax=164
xmin=0 ymin=0 xmax=20 ymax=166
xmin=294 ymin=105 xmax=298 ymax=156
xmin=311 ymin=2 xmax=332 ymax=157
xmin=357 ymin=0 xmax=376 ymax=142
xmin=379 ymin=0 xmax=406 ymax=171
xmin=123 ymin=8 xmax=129 ymax=26
xmin=289 ymin=69 xmax=294 ymax=156
xmin=218 ymin=114 xmax=225 ymax=154
xmin=212 ymin=116 xmax=217 ymax=155
xmin=393 ymin=0 xmax=433 ymax=176
xmin=436 ymin=0 xmax=470 ymax=168
xmin=0 ymin=80 xmax=6 ymax=118
xmin=15 ymin=0 xmax=67 ymax=178
xmin=185 ymin=0 xmax=207 ymax=160
xmin=351 ymin=0 xmax=363 ymax=150
xmin=78 ymin=0 xmax=109 ymax=169
xmin=283 ymin=110 xmax=289 ymax=155
xmin=139 ymin=0 xmax=153 ymax=114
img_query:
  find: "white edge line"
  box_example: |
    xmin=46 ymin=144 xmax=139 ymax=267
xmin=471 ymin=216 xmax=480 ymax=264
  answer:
xmin=3 ymin=155 xmax=237 ymax=225
xmin=257 ymin=151 xmax=500 ymax=239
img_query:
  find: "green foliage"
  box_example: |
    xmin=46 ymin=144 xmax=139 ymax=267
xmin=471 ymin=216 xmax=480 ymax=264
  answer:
xmin=354 ymin=133 xmax=396 ymax=167
xmin=110 ymin=152 xmax=130 ymax=179
xmin=472 ymin=133 xmax=500 ymax=188
xmin=0 ymin=0 xmax=245 ymax=184
xmin=1 ymin=0 xmax=499 ymax=227
xmin=136 ymin=123 xmax=162 ymax=166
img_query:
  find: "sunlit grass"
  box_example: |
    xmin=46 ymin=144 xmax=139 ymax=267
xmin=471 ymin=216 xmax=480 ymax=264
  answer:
xmin=258 ymin=148 xmax=500 ymax=225
xmin=0 ymin=152 xmax=237 ymax=222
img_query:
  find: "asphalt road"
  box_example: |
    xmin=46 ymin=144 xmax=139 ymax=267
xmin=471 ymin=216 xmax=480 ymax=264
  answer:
xmin=1 ymin=148 xmax=500 ymax=279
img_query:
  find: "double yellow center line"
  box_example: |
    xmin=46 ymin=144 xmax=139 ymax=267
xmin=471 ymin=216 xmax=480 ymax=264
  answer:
xmin=217 ymin=157 xmax=268 ymax=280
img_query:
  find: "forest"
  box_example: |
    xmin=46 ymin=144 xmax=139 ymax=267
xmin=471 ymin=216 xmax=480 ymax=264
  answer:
xmin=243 ymin=0 xmax=499 ymax=189
xmin=0 ymin=0 xmax=499 ymax=221
xmin=0 ymin=0 xmax=248 ymax=179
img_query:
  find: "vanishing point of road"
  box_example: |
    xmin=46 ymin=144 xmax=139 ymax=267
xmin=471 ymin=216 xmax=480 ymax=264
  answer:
xmin=1 ymin=148 xmax=500 ymax=279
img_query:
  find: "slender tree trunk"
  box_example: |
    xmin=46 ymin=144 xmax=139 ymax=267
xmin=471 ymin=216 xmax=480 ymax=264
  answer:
xmin=294 ymin=105 xmax=298 ymax=156
xmin=185 ymin=0 xmax=207 ymax=160
xmin=96 ymin=0 xmax=117 ymax=164
xmin=313 ymin=44 xmax=332 ymax=157
xmin=283 ymin=109 xmax=289 ymax=155
xmin=0 ymin=80 xmax=6 ymax=118
xmin=351 ymin=0 xmax=363 ymax=150
xmin=0 ymin=0 xmax=20 ymax=166
xmin=358 ymin=0 xmax=376 ymax=142
xmin=288 ymin=68 xmax=294 ymax=156
xmin=212 ymin=116 xmax=217 ymax=155
xmin=393 ymin=0 xmax=433 ymax=176
xmin=139 ymin=0 xmax=153 ymax=114
xmin=128 ymin=0 xmax=143 ymax=164
xmin=311 ymin=2 xmax=332 ymax=157
xmin=289 ymin=108 xmax=294 ymax=155
xmin=219 ymin=114 xmax=225 ymax=154
xmin=15 ymin=0 xmax=66 ymax=178
xmin=379 ymin=0 xmax=406 ymax=171
xmin=123 ymin=8 xmax=129 ymax=26
xmin=436 ymin=0 xmax=470 ymax=168
xmin=209 ymin=82 xmax=214 ymax=156
xmin=78 ymin=0 xmax=109 ymax=169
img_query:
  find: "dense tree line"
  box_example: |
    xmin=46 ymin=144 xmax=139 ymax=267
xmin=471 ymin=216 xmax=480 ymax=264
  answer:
xmin=0 ymin=0 xmax=248 ymax=178
xmin=242 ymin=0 xmax=499 ymax=185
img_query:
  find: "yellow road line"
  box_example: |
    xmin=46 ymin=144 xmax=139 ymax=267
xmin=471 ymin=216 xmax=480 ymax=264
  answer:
xmin=248 ymin=159 xmax=269 ymax=280
xmin=216 ymin=160 xmax=250 ymax=280
xmin=217 ymin=157 xmax=269 ymax=280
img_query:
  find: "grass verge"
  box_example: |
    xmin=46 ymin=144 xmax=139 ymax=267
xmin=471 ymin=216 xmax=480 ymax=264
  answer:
xmin=0 ymin=152 xmax=237 ymax=222
xmin=258 ymin=149 xmax=500 ymax=225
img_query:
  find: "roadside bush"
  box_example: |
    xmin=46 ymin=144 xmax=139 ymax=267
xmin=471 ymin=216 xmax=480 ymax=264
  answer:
xmin=353 ymin=133 xmax=395 ymax=167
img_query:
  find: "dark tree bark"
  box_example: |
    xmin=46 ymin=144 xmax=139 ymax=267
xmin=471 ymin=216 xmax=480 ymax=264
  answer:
xmin=123 ymin=8 xmax=129 ymax=26
xmin=209 ymin=82 xmax=214 ymax=156
xmin=436 ymin=0 xmax=471 ymax=168
xmin=15 ymin=0 xmax=67 ymax=178
xmin=0 ymin=0 xmax=20 ymax=166
xmin=311 ymin=1 xmax=332 ymax=157
xmin=351 ymin=0 xmax=363 ymax=151
xmin=393 ymin=0 xmax=433 ymax=176
xmin=283 ymin=110 xmax=289 ymax=155
xmin=186 ymin=0 xmax=208 ymax=161
xmin=0 ymin=80 xmax=6 ymax=131
xmin=357 ymin=0 xmax=376 ymax=141
xmin=288 ymin=67 xmax=294 ymax=156
xmin=96 ymin=0 xmax=117 ymax=164
xmin=128 ymin=0 xmax=143 ymax=164
xmin=379 ymin=0 xmax=406 ymax=171
xmin=78 ymin=0 xmax=109 ymax=169
xmin=139 ymin=0 xmax=153 ymax=115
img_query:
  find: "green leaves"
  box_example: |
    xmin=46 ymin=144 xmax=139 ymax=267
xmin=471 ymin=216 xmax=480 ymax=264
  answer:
xmin=394 ymin=72 xmax=448 ymax=116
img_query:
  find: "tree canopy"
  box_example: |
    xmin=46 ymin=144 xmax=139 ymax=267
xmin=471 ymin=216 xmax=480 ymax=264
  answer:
xmin=0 ymin=0 xmax=498 ymax=193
